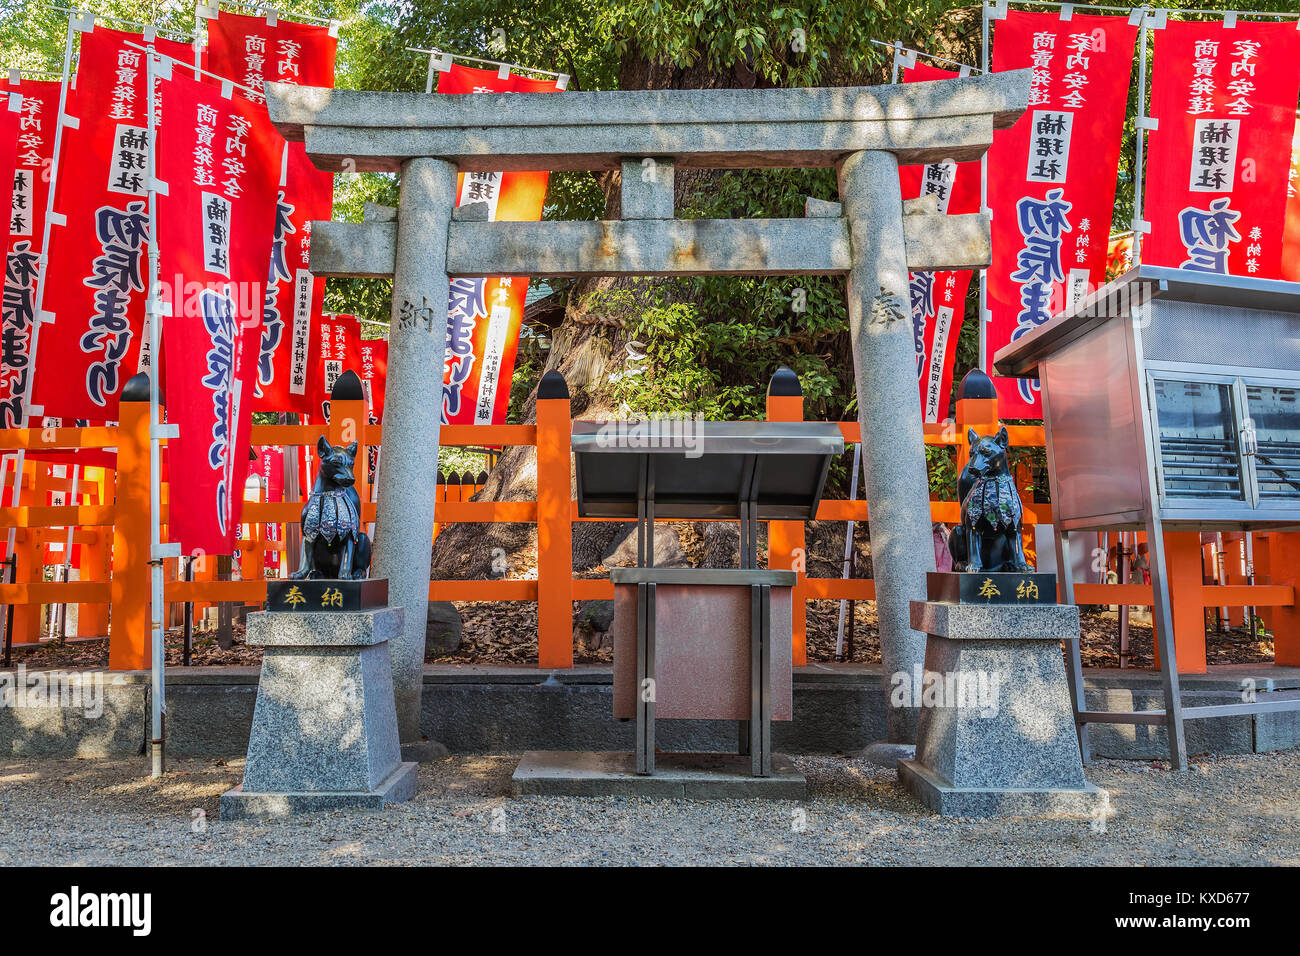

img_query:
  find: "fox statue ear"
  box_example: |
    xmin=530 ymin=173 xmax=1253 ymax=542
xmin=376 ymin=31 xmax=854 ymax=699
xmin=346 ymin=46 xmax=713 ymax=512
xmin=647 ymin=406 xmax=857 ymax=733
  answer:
xmin=346 ymin=441 xmax=358 ymax=458
xmin=967 ymin=427 xmax=979 ymax=448
xmin=996 ymin=425 xmax=1009 ymax=449
xmin=316 ymin=435 xmax=330 ymax=456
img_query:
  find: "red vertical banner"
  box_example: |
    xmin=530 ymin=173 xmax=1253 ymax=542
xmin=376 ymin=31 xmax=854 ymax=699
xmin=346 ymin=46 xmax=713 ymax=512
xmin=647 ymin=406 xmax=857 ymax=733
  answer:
xmin=205 ymin=10 xmax=337 ymax=415
xmin=3 ymin=79 xmax=59 ymax=428
xmin=985 ymin=11 xmax=1137 ymax=419
xmin=316 ymin=312 xmax=359 ymax=419
xmin=1144 ymin=20 xmax=1300 ymax=280
xmin=899 ymin=62 xmax=979 ymax=423
xmin=0 ymin=92 xmax=20 ymax=255
xmin=435 ymin=62 xmax=560 ymax=424
xmin=359 ymin=336 xmax=386 ymax=422
xmin=32 ymin=26 xmax=194 ymax=422
xmin=156 ymin=69 xmax=279 ymax=556
xmin=257 ymin=445 xmax=284 ymax=573
xmin=1283 ymin=118 xmax=1300 ymax=281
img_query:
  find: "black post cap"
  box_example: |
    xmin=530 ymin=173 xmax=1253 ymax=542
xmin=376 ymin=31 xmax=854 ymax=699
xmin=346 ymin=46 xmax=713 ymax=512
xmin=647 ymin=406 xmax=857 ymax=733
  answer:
xmin=956 ymin=368 xmax=997 ymax=401
xmin=331 ymin=369 xmax=365 ymax=402
xmin=538 ymin=370 xmax=569 ymax=400
xmin=121 ymin=371 xmax=151 ymax=403
xmin=767 ymin=365 xmax=802 ymax=398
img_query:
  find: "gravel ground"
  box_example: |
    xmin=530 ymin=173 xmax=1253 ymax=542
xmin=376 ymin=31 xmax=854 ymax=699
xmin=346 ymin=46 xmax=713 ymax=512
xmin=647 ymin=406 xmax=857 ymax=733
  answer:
xmin=0 ymin=750 xmax=1296 ymax=866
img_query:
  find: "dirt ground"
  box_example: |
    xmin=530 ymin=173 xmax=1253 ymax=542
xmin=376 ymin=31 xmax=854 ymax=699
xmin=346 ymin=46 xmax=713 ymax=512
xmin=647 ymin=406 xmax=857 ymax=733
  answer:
xmin=0 ymin=750 xmax=1295 ymax=866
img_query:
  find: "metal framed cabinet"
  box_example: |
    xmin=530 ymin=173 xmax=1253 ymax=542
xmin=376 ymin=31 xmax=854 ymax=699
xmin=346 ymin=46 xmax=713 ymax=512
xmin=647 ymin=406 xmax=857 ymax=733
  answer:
xmin=995 ymin=265 xmax=1300 ymax=771
xmin=574 ymin=420 xmax=843 ymax=777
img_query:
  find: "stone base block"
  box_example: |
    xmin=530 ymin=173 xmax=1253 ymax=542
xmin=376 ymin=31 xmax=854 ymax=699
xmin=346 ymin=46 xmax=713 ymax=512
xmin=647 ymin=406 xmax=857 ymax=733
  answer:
xmin=900 ymin=758 xmax=1107 ymax=818
xmin=220 ymin=761 xmax=418 ymax=820
xmin=511 ymin=751 xmax=806 ymax=800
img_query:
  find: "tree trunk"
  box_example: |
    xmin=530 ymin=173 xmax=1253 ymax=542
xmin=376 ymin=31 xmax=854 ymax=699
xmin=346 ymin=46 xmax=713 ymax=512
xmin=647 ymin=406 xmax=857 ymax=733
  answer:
xmin=429 ymin=53 xmax=740 ymax=583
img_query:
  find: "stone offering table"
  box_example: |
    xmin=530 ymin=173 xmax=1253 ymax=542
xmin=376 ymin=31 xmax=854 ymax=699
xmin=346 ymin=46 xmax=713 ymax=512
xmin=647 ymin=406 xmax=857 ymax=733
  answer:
xmin=898 ymin=586 xmax=1108 ymax=818
xmin=220 ymin=601 xmax=418 ymax=820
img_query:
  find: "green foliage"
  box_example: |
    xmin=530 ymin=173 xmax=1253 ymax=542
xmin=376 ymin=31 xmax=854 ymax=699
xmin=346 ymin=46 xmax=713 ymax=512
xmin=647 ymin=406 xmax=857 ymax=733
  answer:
xmin=927 ymin=444 xmax=959 ymax=498
xmin=3 ymin=0 xmax=1229 ymax=483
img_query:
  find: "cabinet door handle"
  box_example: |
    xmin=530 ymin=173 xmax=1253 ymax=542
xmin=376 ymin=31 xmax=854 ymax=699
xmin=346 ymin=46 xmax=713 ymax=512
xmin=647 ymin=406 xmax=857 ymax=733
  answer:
xmin=1240 ymin=417 xmax=1258 ymax=457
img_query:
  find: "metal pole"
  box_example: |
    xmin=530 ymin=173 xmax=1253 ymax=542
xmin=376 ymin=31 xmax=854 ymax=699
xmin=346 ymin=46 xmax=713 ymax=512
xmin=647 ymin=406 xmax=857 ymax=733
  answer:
xmin=182 ymin=556 xmax=194 ymax=667
xmin=1119 ymin=531 xmax=1130 ymax=668
xmin=1133 ymin=8 xmax=1150 ymax=265
xmin=1214 ymin=531 xmax=1229 ymax=631
xmin=1245 ymin=532 xmax=1256 ymax=640
xmin=57 ymin=465 xmax=79 ymax=639
xmin=424 ymin=49 xmax=438 ymax=94
xmin=144 ymin=47 xmax=167 ymax=779
xmin=0 ymin=454 xmax=10 ymax=651
xmin=283 ymin=414 xmax=302 ymax=576
xmin=1144 ymin=516 xmax=1188 ymax=770
xmin=2 ymin=556 xmax=15 ymax=668
xmin=978 ymin=1 xmax=991 ymax=372
xmin=835 ymin=442 xmax=862 ymax=660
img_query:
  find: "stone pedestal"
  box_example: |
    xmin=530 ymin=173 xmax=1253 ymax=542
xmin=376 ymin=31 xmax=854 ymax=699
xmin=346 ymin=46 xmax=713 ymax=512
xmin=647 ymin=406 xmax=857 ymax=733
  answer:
xmin=898 ymin=600 xmax=1108 ymax=817
xmin=220 ymin=608 xmax=418 ymax=820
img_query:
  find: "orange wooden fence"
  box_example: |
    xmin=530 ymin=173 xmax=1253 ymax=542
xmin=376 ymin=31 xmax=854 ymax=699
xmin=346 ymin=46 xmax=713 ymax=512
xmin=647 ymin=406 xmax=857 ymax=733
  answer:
xmin=1 ymin=386 xmax=1297 ymax=672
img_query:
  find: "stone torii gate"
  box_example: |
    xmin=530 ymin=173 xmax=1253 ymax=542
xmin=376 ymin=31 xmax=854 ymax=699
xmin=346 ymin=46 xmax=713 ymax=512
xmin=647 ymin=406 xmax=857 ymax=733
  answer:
xmin=265 ymin=72 xmax=1030 ymax=753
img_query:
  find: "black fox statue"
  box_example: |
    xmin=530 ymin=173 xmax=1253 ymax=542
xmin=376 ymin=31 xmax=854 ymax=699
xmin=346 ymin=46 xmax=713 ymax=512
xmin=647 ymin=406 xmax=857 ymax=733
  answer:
xmin=948 ymin=426 xmax=1032 ymax=574
xmin=290 ymin=435 xmax=372 ymax=580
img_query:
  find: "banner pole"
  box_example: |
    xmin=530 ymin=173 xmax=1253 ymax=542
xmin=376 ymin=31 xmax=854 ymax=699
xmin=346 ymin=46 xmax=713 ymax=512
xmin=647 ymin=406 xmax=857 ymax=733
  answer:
xmin=424 ymin=49 xmax=438 ymax=94
xmin=834 ymin=442 xmax=862 ymax=660
xmin=144 ymin=47 xmax=168 ymax=780
xmin=1133 ymin=8 xmax=1149 ymax=267
xmin=978 ymin=1 xmax=991 ymax=374
xmin=2 ymin=10 xmax=79 ymax=630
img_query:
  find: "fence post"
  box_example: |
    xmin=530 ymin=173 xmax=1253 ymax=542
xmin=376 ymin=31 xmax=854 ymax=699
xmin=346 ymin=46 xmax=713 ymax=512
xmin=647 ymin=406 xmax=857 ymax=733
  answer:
xmin=9 ymin=460 xmax=43 ymax=645
xmin=109 ymin=381 xmax=151 ymax=670
xmin=1267 ymin=531 xmax=1300 ymax=666
xmin=1157 ymin=531 xmax=1208 ymax=674
xmin=536 ymin=371 xmax=573 ymax=669
xmin=1255 ymin=532 xmax=1276 ymax=634
xmin=76 ymin=467 xmax=112 ymax=636
xmin=765 ymin=367 xmax=808 ymax=666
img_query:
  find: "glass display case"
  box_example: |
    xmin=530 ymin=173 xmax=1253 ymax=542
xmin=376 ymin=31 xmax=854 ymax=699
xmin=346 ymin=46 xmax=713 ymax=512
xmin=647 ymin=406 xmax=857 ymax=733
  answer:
xmin=995 ymin=264 xmax=1300 ymax=771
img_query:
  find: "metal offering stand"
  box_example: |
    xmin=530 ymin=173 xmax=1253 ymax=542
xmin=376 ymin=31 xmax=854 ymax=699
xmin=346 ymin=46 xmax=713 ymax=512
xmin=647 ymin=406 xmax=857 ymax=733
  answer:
xmin=511 ymin=418 xmax=842 ymax=798
xmin=576 ymin=420 xmax=843 ymax=777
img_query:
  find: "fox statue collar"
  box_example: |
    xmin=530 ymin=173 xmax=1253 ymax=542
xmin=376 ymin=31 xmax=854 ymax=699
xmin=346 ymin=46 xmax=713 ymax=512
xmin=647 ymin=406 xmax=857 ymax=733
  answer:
xmin=290 ymin=436 xmax=373 ymax=581
xmin=948 ymin=426 xmax=1032 ymax=574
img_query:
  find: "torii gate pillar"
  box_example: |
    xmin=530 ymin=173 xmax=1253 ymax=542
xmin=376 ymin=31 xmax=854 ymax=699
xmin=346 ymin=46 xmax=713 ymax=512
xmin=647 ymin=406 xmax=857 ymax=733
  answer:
xmin=372 ymin=157 xmax=456 ymax=743
xmin=840 ymin=150 xmax=936 ymax=756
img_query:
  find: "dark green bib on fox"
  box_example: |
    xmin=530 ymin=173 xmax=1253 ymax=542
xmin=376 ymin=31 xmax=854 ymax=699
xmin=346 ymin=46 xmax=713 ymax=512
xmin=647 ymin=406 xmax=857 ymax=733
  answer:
xmin=291 ymin=435 xmax=373 ymax=580
xmin=948 ymin=426 xmax=1032 ymax=574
